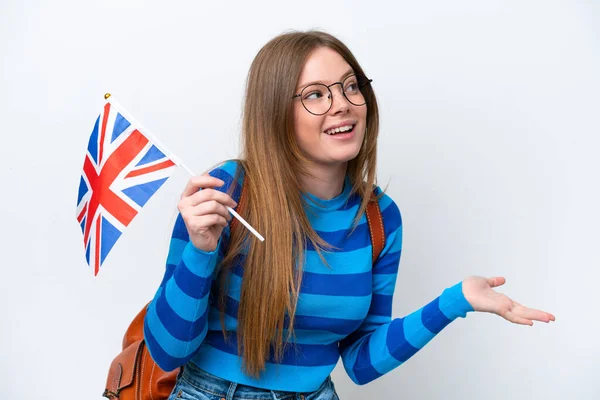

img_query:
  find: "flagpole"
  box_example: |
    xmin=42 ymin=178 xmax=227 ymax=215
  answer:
xmin=103 ymin=93 xmax=265 ymax=243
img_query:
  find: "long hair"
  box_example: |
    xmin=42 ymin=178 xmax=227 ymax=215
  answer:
xmin=217 ymin=30 xmax=380 ymax=378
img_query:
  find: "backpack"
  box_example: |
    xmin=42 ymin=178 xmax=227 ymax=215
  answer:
xmin=102 ymin=183 xmax=386 ymax=400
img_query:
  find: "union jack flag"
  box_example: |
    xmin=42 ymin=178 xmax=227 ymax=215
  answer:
xmin=76 ymin=100 xmax=177 ymax=275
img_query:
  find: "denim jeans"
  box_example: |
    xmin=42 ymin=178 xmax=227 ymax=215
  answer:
xmin=168 ymin=362 xmax=340 ymax=400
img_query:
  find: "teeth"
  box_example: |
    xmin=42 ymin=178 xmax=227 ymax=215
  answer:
xmin=325 ymin=125 xmax=353 ymax=135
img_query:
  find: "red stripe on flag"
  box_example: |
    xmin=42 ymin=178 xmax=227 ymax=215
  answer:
xmin=94 ymin=216 xmax=101 ymax=276
xmin=99 ymin=102 xmax=110 ymax=164
xmin=96 ymin=129 xmax=149 ymax=227
xmin=101 ymin=190 xmax=137 ymax=227
xmin=83 ymin=155 xmax=98 ymax=188
xmin=125 ymin=159 xmax=176 ymax=178
xmin=82 ymin=156 xmax=100 ymax=246
xmin=100 ymin=129 xmax=150 ymax=184
xmin=77 ymin=203 xmax=88 ymax=224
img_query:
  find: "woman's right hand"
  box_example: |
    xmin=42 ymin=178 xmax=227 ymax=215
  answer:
xmin=177 ymin=174 xmax=237 ymax=252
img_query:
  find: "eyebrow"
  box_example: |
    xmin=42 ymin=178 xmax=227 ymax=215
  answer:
xmin=297 ymin=69 xmax=355 ymax=90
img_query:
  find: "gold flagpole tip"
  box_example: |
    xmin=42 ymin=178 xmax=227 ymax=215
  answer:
xmin=104 ymin=93 xmax=112 ymax=100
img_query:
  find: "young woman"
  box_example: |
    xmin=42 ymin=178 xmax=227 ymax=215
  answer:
xmin=143 ymin=30 xmax=555 ymax=400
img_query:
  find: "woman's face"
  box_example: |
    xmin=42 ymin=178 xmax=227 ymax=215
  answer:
xmin=292 ymin=47 xmax=367 ymax=169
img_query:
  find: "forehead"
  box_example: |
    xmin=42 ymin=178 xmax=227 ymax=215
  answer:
xmin=298 ymin=47 xmax=353 ymax=84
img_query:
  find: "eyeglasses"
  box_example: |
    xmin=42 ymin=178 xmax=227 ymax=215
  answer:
xmin=292 ymin=74 xmax=373 ymax=116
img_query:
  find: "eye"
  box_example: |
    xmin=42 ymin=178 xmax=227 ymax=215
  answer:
xmin=304 ymin=91 xmax=324 ymax=101
xmin=345 ymin=82 xmax=359 ymax=93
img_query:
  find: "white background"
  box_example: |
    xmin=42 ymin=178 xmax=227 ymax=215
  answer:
xmin=1 ymin=1 xmax=598 ymax=399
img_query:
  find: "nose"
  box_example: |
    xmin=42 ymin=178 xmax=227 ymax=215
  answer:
xmin=328 ymin=83 xmax=350 ymax=115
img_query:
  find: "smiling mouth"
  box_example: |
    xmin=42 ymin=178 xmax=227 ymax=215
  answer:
xmin=324 ymin=124 xmax=355 ymax=135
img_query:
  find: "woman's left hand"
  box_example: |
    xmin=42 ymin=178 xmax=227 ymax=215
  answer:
xmin=462 ymin=276 xmax=555 ymax=325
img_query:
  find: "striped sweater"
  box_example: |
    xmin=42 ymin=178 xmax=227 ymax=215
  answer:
xmin=143 ymin=160 xmax=474 ymax=392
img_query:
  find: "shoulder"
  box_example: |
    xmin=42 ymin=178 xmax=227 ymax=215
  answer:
xmin=207 ymin=159 xmax=245 ymax=189
xmin=372 ymin=186 xmax=402 ymax=235
xmin=207 ymin=159 xmax=245 ymax=183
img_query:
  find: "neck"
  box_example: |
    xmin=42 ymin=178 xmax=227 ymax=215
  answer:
xmin=299 ymin=162 xmax=348 ymax=200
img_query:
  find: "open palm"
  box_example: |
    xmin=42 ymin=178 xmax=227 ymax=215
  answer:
xmin=462 ymin=276 xmax=555 ymax=325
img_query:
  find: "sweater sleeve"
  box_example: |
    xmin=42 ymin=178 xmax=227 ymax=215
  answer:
xmin=143 ymin=160 xmax=242 ymax=371
xmin=339 ymin=196 xmax=474 ymax=385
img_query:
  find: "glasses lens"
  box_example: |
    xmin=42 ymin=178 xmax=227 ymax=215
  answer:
xmin=301 ymin=84 xmax=331 ymax=115
xmin=343 ymin=74 xmax=371 ymax=106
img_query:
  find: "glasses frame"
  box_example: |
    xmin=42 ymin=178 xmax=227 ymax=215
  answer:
xmin=292 ymin=74 xmax=373 ymax=116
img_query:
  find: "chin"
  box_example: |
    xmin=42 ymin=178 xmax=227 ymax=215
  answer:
xmin=327 ymin=150 xmax=362 ymax=165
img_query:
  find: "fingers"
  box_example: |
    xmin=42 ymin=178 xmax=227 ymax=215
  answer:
xmin=178 ymin=198 xmax=233 ymax=230
xmin=184 ymin=188 xmax=237 ymax=209
xmin=176 ymin=175 xmax=240 ymax=242
xmin=502 ymin=301 xmax=556 ymax=326
xmin=188 ymin=200 xmax=233 ymax=222
xmin=178 ymin=176 xmax=237 ymax=218
xmin=180 ymin=174 xmax=227 ymax=199
xmin=512 ymin=302 xmax=556 ymax=323
xmin=182 ymin=213 xmax=229 ymax=240
xmin=487 ymin=276 xmax=506 ymax=288
xmin=193 ymin=214 xmax=229 ymax=229
xmin=503 ymin=310 xmax=534 ymax=326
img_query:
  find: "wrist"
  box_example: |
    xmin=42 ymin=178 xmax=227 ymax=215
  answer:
xmin=182 ymin=240 xmax=221 ymax=277
xmin=439 ymin=281 xmax=475 ymax=320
